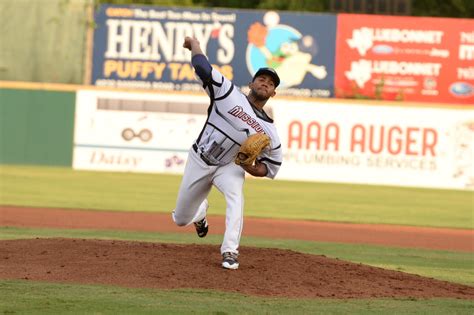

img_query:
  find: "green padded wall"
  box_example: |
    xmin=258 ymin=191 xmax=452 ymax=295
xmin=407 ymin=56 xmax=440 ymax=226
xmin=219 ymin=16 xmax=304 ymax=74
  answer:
xmin=0 ymin=88 xmax=75 ymax=166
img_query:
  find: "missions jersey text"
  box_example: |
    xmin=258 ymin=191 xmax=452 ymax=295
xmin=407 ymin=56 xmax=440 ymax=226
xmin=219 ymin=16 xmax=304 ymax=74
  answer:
xmin=194 ymin=68 xmax=283 ymax=179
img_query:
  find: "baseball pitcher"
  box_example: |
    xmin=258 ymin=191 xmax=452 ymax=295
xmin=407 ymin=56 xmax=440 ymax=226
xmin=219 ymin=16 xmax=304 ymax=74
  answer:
xmin=172 ymin=36 xmax=283 ymax=270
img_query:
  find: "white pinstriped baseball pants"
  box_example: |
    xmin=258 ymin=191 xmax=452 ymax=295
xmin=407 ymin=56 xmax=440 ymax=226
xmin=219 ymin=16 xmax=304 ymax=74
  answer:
xmin=172 ymin=147 xmax=245 ymax=255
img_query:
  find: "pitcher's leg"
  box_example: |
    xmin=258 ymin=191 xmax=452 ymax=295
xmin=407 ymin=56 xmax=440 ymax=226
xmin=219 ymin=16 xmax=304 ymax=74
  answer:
xmin=213 ymin=163 xmax=245 ymax=254
xmin=221 ymin=192 xmax=244 ymax=255
xmin=172 ymin=150 xmax=213 ymax=226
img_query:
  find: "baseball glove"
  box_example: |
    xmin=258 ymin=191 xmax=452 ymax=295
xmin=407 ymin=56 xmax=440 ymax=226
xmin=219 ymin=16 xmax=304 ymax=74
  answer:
xmin=235 ymin=133 xmax=270 ymax=166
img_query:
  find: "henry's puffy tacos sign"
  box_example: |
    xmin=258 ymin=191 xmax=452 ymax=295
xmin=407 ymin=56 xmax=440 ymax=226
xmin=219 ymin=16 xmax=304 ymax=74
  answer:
xmin=92 ymin=6 xmax=237 ymax=92
xmin=335 ymin=14 xmax=474 ymax=104
xmin=91 ymin=5 xmax=337 ymax=97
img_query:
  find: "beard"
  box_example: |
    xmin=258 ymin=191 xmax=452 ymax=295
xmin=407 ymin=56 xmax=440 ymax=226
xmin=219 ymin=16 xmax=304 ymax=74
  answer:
xmin=250 ymin=88 xmax=270 ymax=102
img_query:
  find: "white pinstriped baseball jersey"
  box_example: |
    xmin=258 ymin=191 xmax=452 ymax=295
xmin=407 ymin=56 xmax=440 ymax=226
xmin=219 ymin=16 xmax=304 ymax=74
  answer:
xmin=194 ymin=67 xmax=283 ymax=178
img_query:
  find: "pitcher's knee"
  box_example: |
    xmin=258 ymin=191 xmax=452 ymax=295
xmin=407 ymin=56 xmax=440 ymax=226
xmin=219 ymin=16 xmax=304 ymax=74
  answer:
xmin=172 ymin=213 xmax=191 ymax=226
xmin=175 ymin=218 xmax=188 ymax=226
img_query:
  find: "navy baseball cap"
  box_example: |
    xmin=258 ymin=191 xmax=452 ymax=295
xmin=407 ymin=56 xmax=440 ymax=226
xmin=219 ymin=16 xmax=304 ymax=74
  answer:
xmin=252 ymin=67 xmax=280 ymax=88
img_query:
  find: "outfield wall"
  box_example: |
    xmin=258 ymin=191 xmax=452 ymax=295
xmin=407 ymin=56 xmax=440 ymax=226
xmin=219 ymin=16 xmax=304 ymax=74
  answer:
xmin=92 ymin=4 xmax=474 ymax=105
xmin=72 ymin=88 xmax=474 ymax=190
xmin=3 ymin=2 xmax=473 ymax=105
xmin=0 ymin=88 xmax=75 ymax=166
xmin=1 ymin=82 xmax=473 ymax=190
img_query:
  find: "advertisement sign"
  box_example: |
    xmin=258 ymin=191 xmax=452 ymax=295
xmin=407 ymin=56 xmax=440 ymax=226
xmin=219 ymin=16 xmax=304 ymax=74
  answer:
xmin=74 ymin=88 xmax=473 ymax=190
xmin=73 ymin=90 xmax=208 ymax=173
xmin=335 ymin=14 xmax=474 ymax=104
xmin=273 ymin=100 xmax=474 ymax=190
xmin=92 ymin=5 xmax=336 ymax=98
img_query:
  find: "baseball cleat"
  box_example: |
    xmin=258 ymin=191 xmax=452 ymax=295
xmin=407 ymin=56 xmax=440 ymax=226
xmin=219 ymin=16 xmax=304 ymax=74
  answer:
xmin=222 ymin=252 xmax=239 ymax=270
xmin=194 ymin=217 xmax=208 ymax=238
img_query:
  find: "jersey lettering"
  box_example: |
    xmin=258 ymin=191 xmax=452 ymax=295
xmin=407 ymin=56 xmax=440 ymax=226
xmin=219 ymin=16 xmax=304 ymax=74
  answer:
xmin=227 ymin=106 xmax=265 ymax=133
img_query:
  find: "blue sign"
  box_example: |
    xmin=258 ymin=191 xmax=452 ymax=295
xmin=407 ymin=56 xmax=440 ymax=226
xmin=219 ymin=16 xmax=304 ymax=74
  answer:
xmin=92 ymin=5 xmax=337 ymax=97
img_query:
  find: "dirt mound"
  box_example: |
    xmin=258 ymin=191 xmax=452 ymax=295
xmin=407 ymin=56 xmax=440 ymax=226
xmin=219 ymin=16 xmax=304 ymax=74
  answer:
xmin=1 ymin=238 xmax=473 ymax=299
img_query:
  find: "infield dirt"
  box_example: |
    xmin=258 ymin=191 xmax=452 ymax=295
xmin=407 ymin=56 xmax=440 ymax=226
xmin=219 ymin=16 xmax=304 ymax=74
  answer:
xmin=1 ymin=206 xmax=474 ymax=299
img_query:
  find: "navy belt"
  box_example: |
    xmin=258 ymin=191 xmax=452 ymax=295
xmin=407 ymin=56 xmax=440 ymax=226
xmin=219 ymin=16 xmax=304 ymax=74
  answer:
xmin=192 ymin=144 xmax=217 ymax=166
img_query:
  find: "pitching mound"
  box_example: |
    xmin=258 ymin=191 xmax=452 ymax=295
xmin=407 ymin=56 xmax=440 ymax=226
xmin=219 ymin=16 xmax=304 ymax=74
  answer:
xmin=1 ymin=238 xmax=473 ymax=299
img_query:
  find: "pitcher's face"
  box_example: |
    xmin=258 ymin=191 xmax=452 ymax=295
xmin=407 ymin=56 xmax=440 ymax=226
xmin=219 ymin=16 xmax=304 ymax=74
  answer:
xmin=249 ymin=74 xmax=276 ymax=100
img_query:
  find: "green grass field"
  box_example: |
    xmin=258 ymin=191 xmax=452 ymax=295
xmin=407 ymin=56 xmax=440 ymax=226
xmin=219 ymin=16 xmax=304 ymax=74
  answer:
xmin=2 ymin=280 xmax=473 ymax=315
xmin=2 ymin=283 xmax=474 ymax=315
xmin=1 ymin=165 xmax=472 ymax=228
xmin=1 ymin=165 xmax=473 ymax=314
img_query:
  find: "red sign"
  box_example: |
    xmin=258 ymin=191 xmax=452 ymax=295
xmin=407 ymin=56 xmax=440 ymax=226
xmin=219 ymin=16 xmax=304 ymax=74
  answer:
xmin=335 ymin=14 xmax=474 ymax=105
